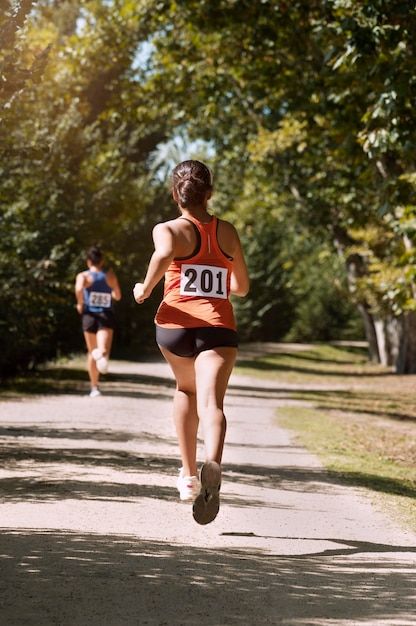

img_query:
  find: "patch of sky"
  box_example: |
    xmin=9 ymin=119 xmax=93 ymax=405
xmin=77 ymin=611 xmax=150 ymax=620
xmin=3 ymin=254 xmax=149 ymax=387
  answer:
xmin=75 ymin=8 xmax=91 ymax=36
xmin=132 ymin=40 xmax=156 ymax=72
xmin=151 ymin=133 xmax=215 ymax=181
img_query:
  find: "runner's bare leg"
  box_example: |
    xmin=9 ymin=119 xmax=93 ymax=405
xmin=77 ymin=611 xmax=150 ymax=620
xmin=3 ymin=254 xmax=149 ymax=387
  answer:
xmin=83 ymin=332 xmax=99 ymax=388
xmin=96 ymin=327 xmax=113 ymax=358
xmin=159 ymin=347 xmax=198 ymax=477
xmin=194 ymin=347 xmax=237 ymax=463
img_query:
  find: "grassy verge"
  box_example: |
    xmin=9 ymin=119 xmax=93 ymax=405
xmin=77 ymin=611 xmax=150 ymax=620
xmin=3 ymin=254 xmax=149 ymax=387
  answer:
xmin=0 ymin=356 xmax=89 ymax=397
xmin=236 ymin=342 xmax=416 ymax=531
xmin=278 ymin=406 xmax=416 ymax=530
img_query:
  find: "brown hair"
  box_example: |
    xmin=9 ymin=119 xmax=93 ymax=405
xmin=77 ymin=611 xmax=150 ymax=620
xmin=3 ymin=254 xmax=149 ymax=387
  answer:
xmin=172 ymin=160 xmax=213 ymax=208
xmin=86 ymin=246 xmax=103 ymax=265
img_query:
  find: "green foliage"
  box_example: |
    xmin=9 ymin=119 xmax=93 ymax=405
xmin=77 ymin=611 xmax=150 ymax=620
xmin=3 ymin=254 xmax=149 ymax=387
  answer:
xmin=2 ymin=0 xmax=416 ymax=374
xmin=0 ymin=0 xmax=171 ymax=375
xmin=234 ymin=219 xmax=295 ymax=341
xmin=285 ymin=246 xmax=364 ymax=342
xmin=146 ymin=0 xmax=416 ymax=340
xmin=0 ymin=1 xmax=51 ymax=107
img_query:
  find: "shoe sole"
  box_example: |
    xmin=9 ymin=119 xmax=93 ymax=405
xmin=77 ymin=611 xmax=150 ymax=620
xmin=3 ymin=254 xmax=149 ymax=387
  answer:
xmin=193 ymin=461 xmax=221 ymax=525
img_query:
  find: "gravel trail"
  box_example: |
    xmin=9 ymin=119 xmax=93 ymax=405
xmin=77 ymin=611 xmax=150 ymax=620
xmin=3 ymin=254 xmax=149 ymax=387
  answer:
xmin=0 ymin=357 xmax=415 ymax=625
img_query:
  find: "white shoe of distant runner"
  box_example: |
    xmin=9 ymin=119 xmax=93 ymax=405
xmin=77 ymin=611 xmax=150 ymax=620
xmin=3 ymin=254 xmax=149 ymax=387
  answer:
xmin=91 ymin=348 xmax=109 ymax=374
xmin=89 ymin=387 xmax=101 ymax=398
xmin=176 ymin=468 xmax=200 ymax=502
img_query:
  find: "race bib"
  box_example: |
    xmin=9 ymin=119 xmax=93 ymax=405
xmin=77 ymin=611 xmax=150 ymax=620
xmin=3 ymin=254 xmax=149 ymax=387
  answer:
xmin=89 ymin=291 xmax=112 ymax=308
xmin=180 ymin=264 xmax=228 ymax=299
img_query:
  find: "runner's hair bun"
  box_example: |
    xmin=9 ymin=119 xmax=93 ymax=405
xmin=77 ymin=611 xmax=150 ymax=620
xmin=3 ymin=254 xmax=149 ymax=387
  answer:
xmin=172 ymin=160 xmax=213 ymax=208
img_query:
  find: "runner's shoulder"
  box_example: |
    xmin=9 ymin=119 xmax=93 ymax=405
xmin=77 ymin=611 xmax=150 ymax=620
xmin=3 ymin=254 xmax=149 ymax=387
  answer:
xmin=153 ymin=218 xmax=189 ymax=240
xmin=217 ymin=218 xmax=238 ymax=235
xmin=75 ymin=269 xmax=89 ymax=284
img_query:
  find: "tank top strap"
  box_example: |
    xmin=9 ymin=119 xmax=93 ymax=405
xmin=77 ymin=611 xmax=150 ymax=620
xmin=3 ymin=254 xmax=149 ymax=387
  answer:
xmin=89 ymin=269 xmax=106 ymax=281
xmin=179 ymin=215 xmax=217 ymax=257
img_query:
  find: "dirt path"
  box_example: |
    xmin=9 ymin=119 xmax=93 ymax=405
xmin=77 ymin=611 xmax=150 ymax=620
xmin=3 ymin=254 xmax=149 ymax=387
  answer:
xmin=0 ymin=357 xmax=415 ymax=625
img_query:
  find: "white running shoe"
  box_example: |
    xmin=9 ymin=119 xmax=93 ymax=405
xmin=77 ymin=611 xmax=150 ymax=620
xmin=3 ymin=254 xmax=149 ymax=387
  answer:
xmin=176 ymin=468 xmax=200 ymax=502
xmin=193 ymin=461 xmax=221 ymax=525
xmin=89 ymin=387 xmax=101 ymax=398
xmin=91 ymin=348 xmax=109 ymax=374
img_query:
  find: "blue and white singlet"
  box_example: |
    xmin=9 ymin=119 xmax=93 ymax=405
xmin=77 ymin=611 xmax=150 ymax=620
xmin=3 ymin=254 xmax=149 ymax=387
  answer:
xmin=83 ymin=270 xmax=112 ymax=313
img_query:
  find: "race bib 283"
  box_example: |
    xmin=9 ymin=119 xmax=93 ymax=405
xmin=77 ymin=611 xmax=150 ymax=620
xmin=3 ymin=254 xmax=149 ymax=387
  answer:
xmin=89 ymin=292 xmax=112 ymax=308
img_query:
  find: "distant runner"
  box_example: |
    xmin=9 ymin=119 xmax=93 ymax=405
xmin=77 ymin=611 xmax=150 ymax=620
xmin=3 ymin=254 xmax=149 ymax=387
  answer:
xmin=134 ymin=160 xmax=249 ymax=524
xmin=75 ymin=246 xmax=121 ymax=397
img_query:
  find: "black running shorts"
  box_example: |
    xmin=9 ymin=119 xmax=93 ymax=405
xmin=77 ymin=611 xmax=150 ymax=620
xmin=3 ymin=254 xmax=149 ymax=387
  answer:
xmin=82 ymin=310 xmax=116 ymax=333
xmin=155 ymin=326 xmax=238 ymax=357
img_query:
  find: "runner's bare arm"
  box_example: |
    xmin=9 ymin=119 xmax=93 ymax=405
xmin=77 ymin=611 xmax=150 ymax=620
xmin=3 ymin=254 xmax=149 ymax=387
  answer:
xmin=230 ymin=233 xmax=250 ymax=297
xmin=106 ymin=269 xmax=122 ymax=301
xmin=75 ymin=272 xmax=87 ymax=314
xmin=134 ymin=223 xmax=175 ymax=304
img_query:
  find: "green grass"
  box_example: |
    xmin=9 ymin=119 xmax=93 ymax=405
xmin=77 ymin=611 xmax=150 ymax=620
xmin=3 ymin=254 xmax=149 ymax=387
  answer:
xmin=0 ymin=356 xmax=89 ymax=397
xmin=236 ymin=343 xmax=416 ymax=417
xmin=236 ymin=343 xmax=391 ymax=383
xmin=278 ymin=406 xmax=416 ymax=531
xmin=236 ymin=342 xmax=416 ymax=531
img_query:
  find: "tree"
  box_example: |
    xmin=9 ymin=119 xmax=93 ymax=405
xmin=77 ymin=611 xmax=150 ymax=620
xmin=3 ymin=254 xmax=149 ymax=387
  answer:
xmin=0 ymin=1 xmax=51 ymax=107
xmin=0 ymin=0 xmax=172 ymax=375
xmin=3 ymin=0 xmax=416 ymax=375
xmin=143 ymin=0 xmax=416 ymax=371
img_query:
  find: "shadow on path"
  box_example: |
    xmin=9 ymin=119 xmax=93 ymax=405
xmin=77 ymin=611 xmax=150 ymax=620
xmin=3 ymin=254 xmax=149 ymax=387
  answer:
xmin=0 ymin=530 xmax=415 ymax=626
xmin=1 ymin=354 xmax=416 ymax=625
xmin=1 ymin=368 xmax=175 ymax=398
xmin=221 ymin=533 xmax=416 ymax=558
xmin=0 ymin=431 xmax=414 ymax=504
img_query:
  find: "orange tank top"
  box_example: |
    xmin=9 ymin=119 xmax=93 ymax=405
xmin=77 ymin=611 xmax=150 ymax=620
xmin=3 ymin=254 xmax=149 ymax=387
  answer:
xmin=155 ymin=215 xmax=236 ymax=330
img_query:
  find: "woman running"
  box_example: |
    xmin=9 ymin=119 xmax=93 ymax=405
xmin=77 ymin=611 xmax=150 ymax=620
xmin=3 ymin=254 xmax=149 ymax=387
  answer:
xmin=133 ymin=160 xmax=249 ymax=524
xmin=75 ymin=246 xmax=121 ymax=397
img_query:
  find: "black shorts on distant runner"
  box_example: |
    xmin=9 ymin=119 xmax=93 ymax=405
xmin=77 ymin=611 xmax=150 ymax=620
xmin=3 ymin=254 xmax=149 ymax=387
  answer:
xmin=156 ymin=326 xmax=238 ymax=358
xmin=82 ymin=310 xmax=115 ymax=333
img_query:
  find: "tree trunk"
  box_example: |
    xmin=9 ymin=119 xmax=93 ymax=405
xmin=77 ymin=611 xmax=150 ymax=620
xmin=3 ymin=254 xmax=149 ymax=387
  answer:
xmin=333 ymin=228 xmax=381 ymax=363
xmin=395 ymin=312 xmax=416 ymax=374
xmin=333 ymin=226 xmax=416 ymax=372
xmin=395 ymin=236 xmax=416 ymax=372
xmin=357 ymin=304 xmax=380 ymax=362
xmin=332 ymin=227 xmax=415 ymax=370
xmin=373 ymin=317 xmax=388 ymax=365
xmin=385 ymin=316 xmax=402 ymax=367
xmin=372 ymin=315 xmax=402 ymax=367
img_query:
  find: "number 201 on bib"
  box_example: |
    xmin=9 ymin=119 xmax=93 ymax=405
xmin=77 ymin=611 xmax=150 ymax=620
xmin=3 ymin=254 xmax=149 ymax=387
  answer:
xmin=180 ymin=264 xmax=228 ymax=300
